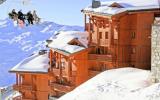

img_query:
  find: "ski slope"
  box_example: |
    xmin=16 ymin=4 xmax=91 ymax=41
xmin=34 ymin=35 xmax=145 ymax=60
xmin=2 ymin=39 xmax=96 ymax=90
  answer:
xmin=0 ymin=18 xmax=83 ymax=87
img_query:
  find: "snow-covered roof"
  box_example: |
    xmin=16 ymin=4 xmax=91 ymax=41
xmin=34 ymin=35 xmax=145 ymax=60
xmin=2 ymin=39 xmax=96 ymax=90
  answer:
xmin=48 ymin=31 xmax=88 ymax=55
xmin=83 ymin=0 xmax=160 ymax=16
xmin=58 ymin=67 xmax=159 ymax=100
xmin=10 ymin=53 xmax=49 ymax=73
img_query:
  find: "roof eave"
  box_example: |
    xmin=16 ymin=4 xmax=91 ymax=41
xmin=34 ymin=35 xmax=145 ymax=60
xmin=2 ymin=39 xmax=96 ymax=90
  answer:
xmin=9 ymin=70 xmax=48 ymax=74
xmin=128 ymin=8 xmax=160 ymax=14
xmin=49 ymin=47 xmax=88 ymax=57
xmin=82 ymin=10 xmax=113 ymax=18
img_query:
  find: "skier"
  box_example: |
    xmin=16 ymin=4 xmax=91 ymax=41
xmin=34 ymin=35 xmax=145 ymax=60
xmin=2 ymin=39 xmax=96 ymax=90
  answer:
xmin=33 ymin=10 xmax=40 ymax=24
xmin=8 ymin=9 xmax=18 ymax=20
xmin=17 ymin=10 xmax=25 ymax=27
xmin=27 ymin=11 xmax=34 ymax=25
xmin=18 ymin=10 xmax=25 ymax=23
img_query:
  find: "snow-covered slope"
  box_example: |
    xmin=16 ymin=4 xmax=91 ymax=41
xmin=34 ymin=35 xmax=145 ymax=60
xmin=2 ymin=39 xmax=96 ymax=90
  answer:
xmin=58 ymin=68 xmax=160 ymax=100
xmin=0 ymin=18 xmax=83 ymax=87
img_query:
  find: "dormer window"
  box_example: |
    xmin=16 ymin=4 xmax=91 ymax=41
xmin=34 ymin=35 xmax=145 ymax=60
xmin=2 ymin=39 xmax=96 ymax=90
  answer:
xmin=109 ymin=2 xmax=124 ymax=8
xmin=68 ymin=38 xmax=84 ymax=47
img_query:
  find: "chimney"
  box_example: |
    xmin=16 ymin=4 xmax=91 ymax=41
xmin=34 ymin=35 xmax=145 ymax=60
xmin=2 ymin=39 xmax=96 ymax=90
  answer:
xmin=92 ymin=0 xmax=101 ymax=8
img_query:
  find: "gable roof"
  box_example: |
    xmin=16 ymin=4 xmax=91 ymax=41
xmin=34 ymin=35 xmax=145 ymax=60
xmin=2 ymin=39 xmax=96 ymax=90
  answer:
xmin=109 ymin=2 xmax=124 ymax=8
xmin=82 ymin=0 xmax=160 ymax=16
xmin=48 ymin=31 xmax=88 ymax=56
xmin=9 ymin=53 xmax=49 ymax=73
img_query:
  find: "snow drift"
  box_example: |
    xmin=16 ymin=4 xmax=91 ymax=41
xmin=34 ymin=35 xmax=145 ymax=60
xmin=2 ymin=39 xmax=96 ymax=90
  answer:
xmin=58 ymin=67 xmax=160 ymax=100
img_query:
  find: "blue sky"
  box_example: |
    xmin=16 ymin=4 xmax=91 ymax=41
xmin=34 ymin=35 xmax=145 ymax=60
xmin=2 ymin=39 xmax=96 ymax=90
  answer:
xmin=0 ymin=0 xmax=107 ymax=26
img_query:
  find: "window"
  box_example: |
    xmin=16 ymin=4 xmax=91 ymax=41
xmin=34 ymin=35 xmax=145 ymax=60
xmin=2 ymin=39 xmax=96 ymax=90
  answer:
xmin=131 ymin=32 xmax=136 ymax=39
xmin=105 ymin=32 xmax=109 ymax=39
xmin=114 ymin=29 xmax=118 ymax=39
xmin=96 ymin=47 xmax=105 ymax=54
xmin=61 ymin=62 xmax=65 ymax=69
xmin=131 ymin=47 xmax=136 ymax=54
xmin=99 ymin=32 xmax=102 ymax=39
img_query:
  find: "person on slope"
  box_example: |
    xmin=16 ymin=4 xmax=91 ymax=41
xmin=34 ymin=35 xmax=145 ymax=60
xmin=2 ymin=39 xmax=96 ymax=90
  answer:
xmin=18 ymin=10 xmax=25 ymax=23
xmin=17 ymin=10 xmax=25 ymax=27
xmin=33 ymin=10 xmax=40 ymax=24
xmin=8 ymin=9 xmax=18 ymax=20
xmin=27 ymin=11 xmax=34 ymax=25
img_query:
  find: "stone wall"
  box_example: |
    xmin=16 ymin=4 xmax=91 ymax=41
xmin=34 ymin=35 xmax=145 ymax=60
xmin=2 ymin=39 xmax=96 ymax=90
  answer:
xmin=151 ymin=17 xmax=160 ymax=82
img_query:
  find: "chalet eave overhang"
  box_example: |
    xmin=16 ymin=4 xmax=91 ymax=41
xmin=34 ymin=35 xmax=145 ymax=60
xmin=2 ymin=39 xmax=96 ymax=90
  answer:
xmin=128 ymin=8 xmax=160 ymax=14
xmin=50 ymin=47 xmax=88 ymax=57
xmin=82 ymin=8 xmax=160 ymax=18
xmin=9 ymin=70 xmax=48 ymax=74
xmin=82 ymin=10 xmax=112 ymax=19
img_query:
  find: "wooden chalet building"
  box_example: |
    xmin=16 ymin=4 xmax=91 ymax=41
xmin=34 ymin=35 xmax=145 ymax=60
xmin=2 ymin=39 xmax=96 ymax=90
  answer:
xmin=82 ymin=0 xmax=160 ymax=70
xmin=10 ymin=0 xmax=160 ymax=100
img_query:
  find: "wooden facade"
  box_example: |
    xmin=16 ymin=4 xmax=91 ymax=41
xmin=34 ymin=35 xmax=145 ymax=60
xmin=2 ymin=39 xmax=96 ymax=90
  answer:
xmin=11 ymin=7 xmax=160 ymax=100
xmin=48 ymin=49 xmax=88 ymax=97
xmin=13 ymin=73 xmax=50 ymax=100
xmin=84 ymin=10 xmax=159 ymax=73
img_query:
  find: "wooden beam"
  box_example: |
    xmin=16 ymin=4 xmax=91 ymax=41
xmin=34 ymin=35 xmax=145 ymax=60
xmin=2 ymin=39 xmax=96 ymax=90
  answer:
xmin=89 ymin=15 xmax=91 ymax=43
xmin=59 ymin=54 xmax=62 ymax=79
xmin=83 ymin=11 xmax=112 ymax=19
xmin=84 ymin=14 xmax=87 ymax=31
xmin=16 ymin=73 xmax=18 ymax=85
xmin=97 ymin=20 xmax=100 ymax=46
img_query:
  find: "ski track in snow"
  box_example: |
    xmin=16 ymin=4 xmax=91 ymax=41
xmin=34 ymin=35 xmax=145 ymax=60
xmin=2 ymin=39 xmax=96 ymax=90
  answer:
xmin=0 ymin=18 xmax=83 ymax=87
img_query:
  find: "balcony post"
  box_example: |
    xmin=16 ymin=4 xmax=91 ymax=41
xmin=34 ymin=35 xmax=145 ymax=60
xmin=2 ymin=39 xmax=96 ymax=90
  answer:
xmin=84 ymin=14 xmax=86 ymax=31
xmin=97 ymin=19 xmax=99 ymax=46
xmin=16 ymin=73 xmax=18 ymax=85
xmin=49 ymin=49 xmax=53 ymax=68
xmin=67 ymin=58 xmax=72 ymax=77
xmin=89 ymin=15 xmax=92 ymax=44
xmin=59 ymin=54 xmax=62 ymax=80
xmin=19 ymin=74 xmax=22 ymax=85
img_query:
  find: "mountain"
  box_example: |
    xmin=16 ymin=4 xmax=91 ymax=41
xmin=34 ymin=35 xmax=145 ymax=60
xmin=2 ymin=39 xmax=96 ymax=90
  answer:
xmin=0 ymin=18 xmax=83 ymax=87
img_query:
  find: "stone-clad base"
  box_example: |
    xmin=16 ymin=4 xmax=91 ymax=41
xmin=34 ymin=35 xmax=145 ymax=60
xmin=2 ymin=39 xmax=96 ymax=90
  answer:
xmin=151 ymin=18 xmax=160 ymax=82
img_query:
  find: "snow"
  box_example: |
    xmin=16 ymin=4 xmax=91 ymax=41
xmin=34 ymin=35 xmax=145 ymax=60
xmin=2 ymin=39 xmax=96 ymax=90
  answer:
xmin=48 ymin=31 xmax=88 ymax=54
xmin=0 ymin=85 xmax=21 ymax=100
xmin=83 ymin=0 xmax=159 ymax=16
xmin=58 ymin=67 xmax=158 ymax=100
xmin=10 ymin=53 xmax=49 ymax=73
xmin=0 ymin=18 xmax=83 ymax=86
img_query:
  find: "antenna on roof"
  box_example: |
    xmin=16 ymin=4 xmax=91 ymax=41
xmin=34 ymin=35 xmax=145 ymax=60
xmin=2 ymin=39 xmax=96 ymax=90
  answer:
xmin=92 ymin=0 xmax=101 ymax=8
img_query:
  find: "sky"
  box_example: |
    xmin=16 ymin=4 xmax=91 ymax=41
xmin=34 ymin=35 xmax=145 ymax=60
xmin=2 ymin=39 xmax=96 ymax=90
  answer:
xmin=0 ymin=0 xmax=107 ymax=26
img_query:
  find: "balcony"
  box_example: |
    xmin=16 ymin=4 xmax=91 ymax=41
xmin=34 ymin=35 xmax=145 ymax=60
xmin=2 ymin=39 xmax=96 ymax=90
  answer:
xmin=100 ymin=39 xmax=110 ymax=46
xmin=48 ymin=67 xmax=77 ymax=77
xmin=13 ymin=84 xmax=33 ymax=91
xmin=22 ymin=97 xmax=36 ymax=100
xmin=48 ymin=68 xmax=67 ymax=76
xmin=50 ymin=82 xmax=75 ymax=93
xmin=13 ymin=95 xmax=22 ymax=100
xmin=88 ymin=54 xmax=112 ymax=61
xmin=88 ymin=70 xmax=101 ymax=78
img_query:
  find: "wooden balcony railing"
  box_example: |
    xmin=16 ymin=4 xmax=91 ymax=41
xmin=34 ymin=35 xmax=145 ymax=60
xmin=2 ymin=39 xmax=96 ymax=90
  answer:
xmin=88 ymin=54 xmax=112 ymax=61
xmin=50 ymin=82 xmax=75 ymax=93
xmin=13 ymin=84 xmax=33 ymax=91
xmin=88 ymin=70 xmax=101 ymax=78
xmin=13 ymin=95 xmax=22 ymax=100
xmin=100 ymin=39 xmax=110 ymax=46
xmin=48 ymin=68 xmax=66 ymax=76
xmin=22 ymin=99 xmax=34 ymax=100
xmin=48 ymin=67 xmax=77 ymax=77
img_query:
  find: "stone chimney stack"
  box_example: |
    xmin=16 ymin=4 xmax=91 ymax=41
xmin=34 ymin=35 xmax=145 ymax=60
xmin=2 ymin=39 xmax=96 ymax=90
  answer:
xmin=151 ymin=17 xmax=160 ymax=82
xmin=92 ymin=0 xmax=101 ymax=8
